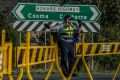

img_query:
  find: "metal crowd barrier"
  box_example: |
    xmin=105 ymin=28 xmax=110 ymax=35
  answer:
xmin=68 ymin=34 xmax=120 ymax=80
xmin=1 ymin=30 xmax=120 ymax=80
xmin=15 ymin=32 xmax=67 ymax=80
xmin=0 ymin=30 xmax=13 ymax=80
xmin=16 ymin=45 xmax=56 ymax=80
xmin=76 ymin=42 xmax=120 ymax=57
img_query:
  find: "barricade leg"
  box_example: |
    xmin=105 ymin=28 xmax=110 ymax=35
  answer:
xmin=112 ymin=63 xmax=120 ymax=80
xmin=26 ymin=32 xmax=33 ymax=80
xmin=8 ymin=74 xmax=13 ymax=80
xmin=67 ymin=57 xmax=80 ymax=80
xmin=45 ymin=62 xmax=55 ymax=80
xmin=50 ymin=35 xmax=66 ymax=80
xmin=0 ymin=74 xmax=3 ymax=80
xmin=8 ymin=43 xmax=13 ymax=80
xmin=0 ymin=78 xmax=2 ymax=80
xmin=18 ymin=67 xmax=24 ymax=80
xmin=56 ymin=63 xmax=67 ymax=80
xmin=82 ymin=57 xmax=93 ymax=80
xmin=26 ymin=67 xmax=32 ymax=80
xmin=55 ymin=44 xmax=67 ymax=80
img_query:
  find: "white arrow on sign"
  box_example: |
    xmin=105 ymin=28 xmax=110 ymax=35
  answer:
xmin=90 ymin=7 xmax=99 ymax=21
xmin=15 ymin=5 xmax=25 ymax=19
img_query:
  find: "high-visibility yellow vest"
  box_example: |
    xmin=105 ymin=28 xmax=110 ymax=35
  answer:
xmin=63 ymin=25 xmax=74 ymax=36
xmin=59 ymin=25 xmax=74 ymax=43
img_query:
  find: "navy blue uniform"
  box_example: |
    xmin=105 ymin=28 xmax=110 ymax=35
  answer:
xmin=56 ymin=22 xmax=77 ymax=76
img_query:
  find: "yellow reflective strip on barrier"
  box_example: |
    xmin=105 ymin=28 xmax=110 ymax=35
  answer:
xmin=49 ymin=48 xmax=53 ymax=60
xmin=30 ymin=60 xmax=56 ymax=66
xmin=31 ymin=48 xmax=37 ymax=62
xmin=22 ymin=49 xmax=26 ymax=64
xmin=17 ymin=48 xmax=21 ymax=65
xmin=30 ymin=46 xmax=55 ymax=48
xmin=18 ymin=47 xmax=26 ymax=49
xmin=90 ymin=44 xmax=96 ymax=54
xmin=53 ymin=48 xmax=55 ymax=60
xmin=18 ymin=60 xmax=57 ymax=67
xmin=84 ymin=43 xmax=88 ymax=55
xmin=44 ymin=48 xmax=48 ymax=61
xmin=38 ymin=47 xmax=43 ymax=61
xmin=17 ymin=64 xmax=26 ymax=67
xmin=76 ymin=43 xmax=81 ymax=54
xmin=113 ymin=43 xmax=118 ymax=53
xmin=17 ymin=47 xmax=26 ymax=66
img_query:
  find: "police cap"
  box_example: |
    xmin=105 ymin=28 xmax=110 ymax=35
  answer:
xmin=64 ymin=15 xmax=73 ymax=21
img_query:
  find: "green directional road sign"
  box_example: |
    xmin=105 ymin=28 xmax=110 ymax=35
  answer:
xmin=12 ymin=3 xmax=101 ymax=22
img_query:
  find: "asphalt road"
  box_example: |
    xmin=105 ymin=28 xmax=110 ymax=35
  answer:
xmin=3 ymin=75 xmax=120 ymax=80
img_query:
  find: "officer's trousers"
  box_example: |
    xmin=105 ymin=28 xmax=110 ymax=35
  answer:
xmin=60 ymin=42 xmax=76 ymax=76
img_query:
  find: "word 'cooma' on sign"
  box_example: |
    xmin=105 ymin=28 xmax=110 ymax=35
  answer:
xmin=28 ymin=13 xmax=48 ymax=19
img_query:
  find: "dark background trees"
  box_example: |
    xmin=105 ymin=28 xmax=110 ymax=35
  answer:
xmin=0 ymin=0 xmax=120 ymax=42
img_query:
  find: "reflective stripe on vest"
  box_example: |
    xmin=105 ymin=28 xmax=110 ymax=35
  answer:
xmin=59 ymin=25 xmax=74 ymax=43
xmin=63 ymin=25 xmax=74 ymax=35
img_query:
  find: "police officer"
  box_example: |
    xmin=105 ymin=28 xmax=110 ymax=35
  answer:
xmin=52 ymin=15 xmax=79 ymax=77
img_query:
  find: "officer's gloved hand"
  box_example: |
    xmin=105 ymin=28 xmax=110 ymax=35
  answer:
xmin=77 ymin=19 xmax=82 ymax=24
xmin=77 ymin=19 xmax=82 ymax=27
xmin=44 ymin=23 xmax=56 ymax=31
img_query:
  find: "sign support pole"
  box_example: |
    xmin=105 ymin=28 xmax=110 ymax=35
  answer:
xmin=45 ymin=31 xmax=47 ymax=70
xmin=91 ymin=33 xmax=94 ymax=71
xmin=19 ymin=32 xmax=21 ymax=45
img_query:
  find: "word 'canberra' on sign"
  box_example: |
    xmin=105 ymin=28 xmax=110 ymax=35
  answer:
xmin=36 ymin=6 xmax=80 ymax=12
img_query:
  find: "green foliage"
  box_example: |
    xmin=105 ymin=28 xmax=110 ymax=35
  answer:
xmin=0 ymin=13 xmax=19 ymax=46
xmin=93 ymin=0 xmax=120 ymax=42
xmin=95 ymin=55 xmax=120 ymax=71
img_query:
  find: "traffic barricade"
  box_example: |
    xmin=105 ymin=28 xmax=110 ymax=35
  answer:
xmin=16 ymin=45 xmax=56 ymax=80
xmin=16 ymin=32 xmax=67 ymax=80
xmin=68 ymin=34 xmax=120 ymax=80
xmin=76 ymin=42 xmax=120 ymax=57
xmin=0 ymin=30 xmax=13 ymax=80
